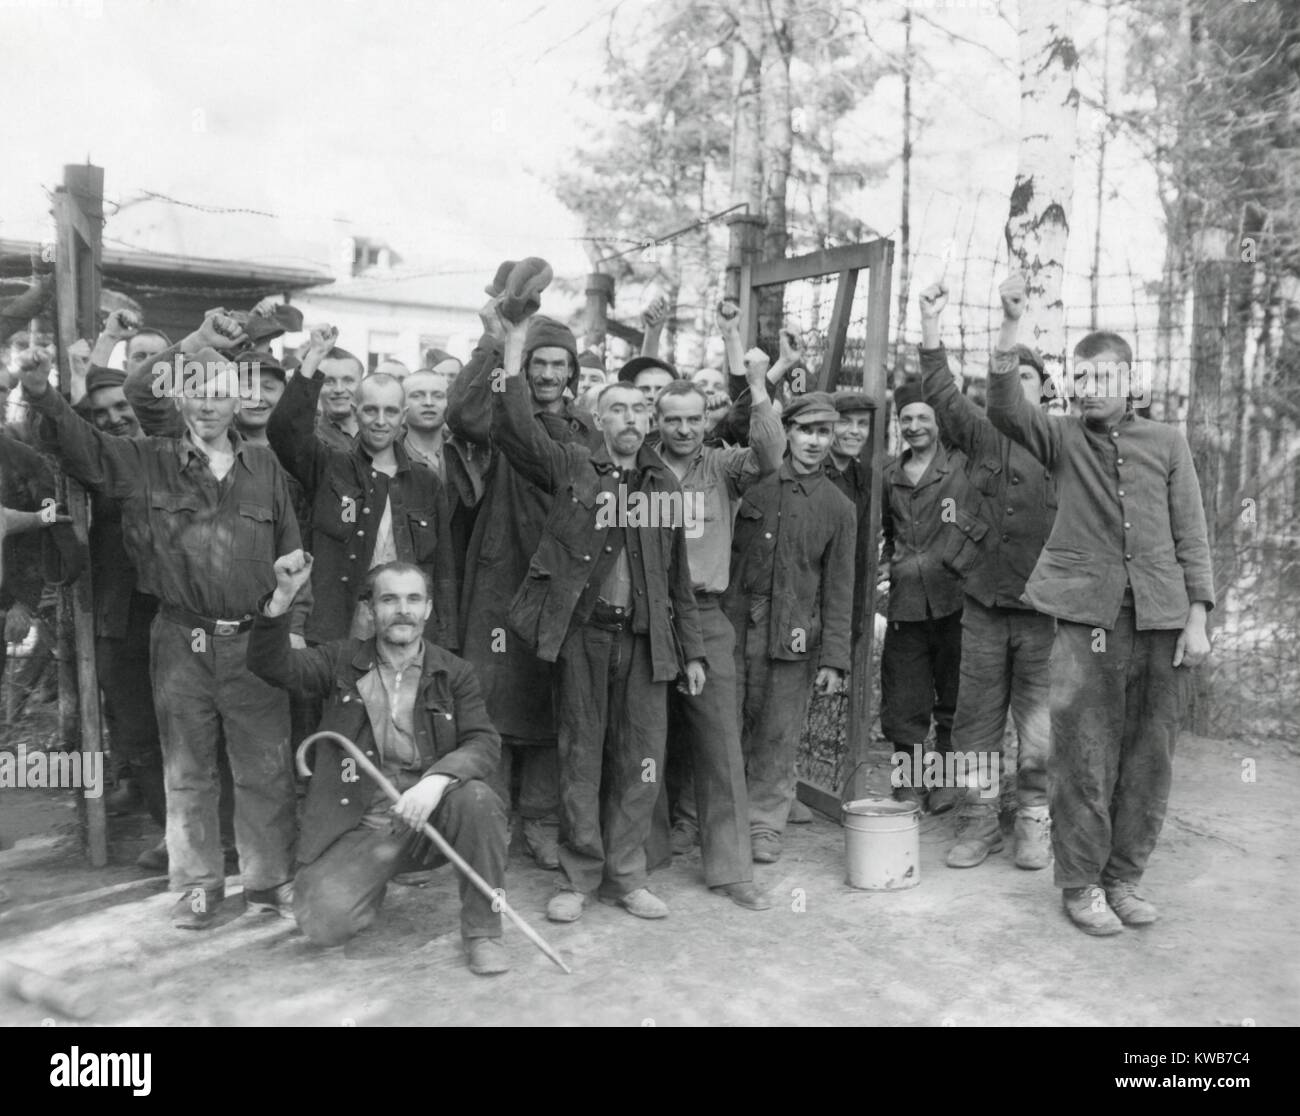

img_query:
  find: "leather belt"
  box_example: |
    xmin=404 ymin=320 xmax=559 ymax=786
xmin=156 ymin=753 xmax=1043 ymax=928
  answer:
xmin=587 ymin=601 xmax=630 ymax=631
xmin=161 ymin=603 xmax=254 ymax=636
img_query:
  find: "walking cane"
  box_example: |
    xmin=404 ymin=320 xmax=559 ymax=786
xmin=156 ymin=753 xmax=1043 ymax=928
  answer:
xmin=296 ymin=730 xmax=571 ymax=974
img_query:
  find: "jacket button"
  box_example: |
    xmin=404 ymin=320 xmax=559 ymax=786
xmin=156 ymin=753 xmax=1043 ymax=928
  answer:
xmin=1124 ymin=522 xmax=1131 ymax=529
xmin=341 ymin=576 xmax=349 ymax=583
xmin=605 ymin=545 xmax=612 ymax=553
xmin=1006 ymin=507 xmax=1014 ymax=515
xmin=1117 ymin=489 xmax=1125 ymax=497
xmin=764 ymin=532 xmax=772 ymax=539
xmin=1116 ymin=458 xmax=1124 ymax=465
xmin=1111 ymin=431 xmax=1119 ymax=439
xmin=357 ymin=529 xmax=365 ymax=536
xmin=1002 ymin=534 xmax=1010 ymax=543
xmin=366 ymin=751 xmax=374 ymax=756
xmin=1011 ymin=475 xmax=1020 ymax=484
xmin=420 ymin=520 xmax=428 ymax=527
xmin=342 ymin=694 xmax=351 ymax=702
xmin=1125 ymin=553 xmax=1132 ymax=560
xmin=340 ymin=797 xmax=349 ymax=805
xmin=362 ymin=506 xmax=370 ymax=513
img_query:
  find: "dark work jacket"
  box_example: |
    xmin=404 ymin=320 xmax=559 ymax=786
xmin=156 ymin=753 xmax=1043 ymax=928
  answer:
xmin=447 ymin=332 xmax=600 ymax=738
xmin=0 ymin=431 xmax=67 ymax=611
xmin=268 ymin=367 xmax=457 ymax=648
xmin=880 ymin=441 xmax=973 ymax=622
xmin=247 ymin=609 xmax=499 ymax=865
xmin=987 ymin=349 xmax=1215 ymax=629
xmin=491 ymin=374 xmax=705 ymax=680
xmin=825 ymin=453 xmax=873 ymax=642
xmin=725 ymin=461 xmax=856 ymax=673
xmin=920 ymin=344 xmax=1056 ymax=610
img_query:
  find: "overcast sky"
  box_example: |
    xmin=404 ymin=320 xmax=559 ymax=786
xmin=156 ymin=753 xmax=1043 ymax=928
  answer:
xmin=2 ymin=0 xmax=1163 ymax=345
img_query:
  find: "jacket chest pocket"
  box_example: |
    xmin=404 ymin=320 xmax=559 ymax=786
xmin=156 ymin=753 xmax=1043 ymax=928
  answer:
xmin=732 ymin=499 xmax=769 ymax=557
xmin=940 ymin=506 xmax=990 ymax=578
xmin=405 ymin=508 xmax=439 ymax=563
xmin=423 ymin=694 xmax=457 ymax=756
xmin=236 ymin=501 xmax=274 ymax=560
xmin=149 ymin=491 xmax=205 ymax=554
xmin=315 ymin=476 xmax=364 ymax=543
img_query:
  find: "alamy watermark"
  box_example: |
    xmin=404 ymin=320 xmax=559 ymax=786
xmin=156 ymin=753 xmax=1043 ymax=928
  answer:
xmin=891 ymin=743 xmax=1000 ymax=800
xmin=594 ymin=484 xmax=704 ymax=539
xmin=150 ymin=355 xmax=264 ymax=402
xmin=1044 ymin=360 xmax=1154 ymax=408
xmin=0 ymin=743 xmax=103 ymax=798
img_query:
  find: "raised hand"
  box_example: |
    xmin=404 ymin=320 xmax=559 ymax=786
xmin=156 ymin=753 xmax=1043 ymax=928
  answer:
xmin=999 ymin=273 xmax=1028 ymax=321
xmin=103 ymin=308 xmax=141 ymax=341
xmin=716 ymin=298 xmax=742 ymax=337
xmin=919 ymin=281 xmax=949 ymax=321
xmin=307 ymin=324 xmax=339 ymax=357
xmin=15 ymin=348 xmax=53 ymax=398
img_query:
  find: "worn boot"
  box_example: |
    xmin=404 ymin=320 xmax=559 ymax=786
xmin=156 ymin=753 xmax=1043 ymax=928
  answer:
xmin=522 ymin=817 xmax=560 ymax=870
xmin=1014 ymin=805 xmax=1052 ymax=870
xmin=1062 ymin=885 xmax=1123 ymax=936
xmin=1104 ymin=880 xmax=1158 ymax=926
xmin=946 ymin=802 xmax=1003 ymax=868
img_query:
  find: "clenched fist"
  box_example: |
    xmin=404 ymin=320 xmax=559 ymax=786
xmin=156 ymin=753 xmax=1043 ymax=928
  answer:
xmin=265 ymin=549 xmax=314 ymax=617
xmin=15 ymin=349 xmax=53 ymax=398
xmin=919 ymin=281 xmax=949 ymax=321
xmin=999 ymin=273 xmax=1028 ymax=322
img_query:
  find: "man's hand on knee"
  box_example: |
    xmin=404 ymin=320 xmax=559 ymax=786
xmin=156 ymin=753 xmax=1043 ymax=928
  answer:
xmin=393 ymin=774 xmax=457 ymax=831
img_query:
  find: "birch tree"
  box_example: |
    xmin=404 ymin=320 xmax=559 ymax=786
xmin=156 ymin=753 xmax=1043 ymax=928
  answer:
xmin=1004 ymin=0 xmax=1080 ymax=385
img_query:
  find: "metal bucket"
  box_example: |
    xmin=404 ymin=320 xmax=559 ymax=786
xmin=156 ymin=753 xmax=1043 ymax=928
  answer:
xmin=842 ymin=797 xmax=920 ymax=890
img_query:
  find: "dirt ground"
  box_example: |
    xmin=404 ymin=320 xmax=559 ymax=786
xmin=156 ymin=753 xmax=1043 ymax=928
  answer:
xmin=0 ymin=728 xmax=1295 ymax=1028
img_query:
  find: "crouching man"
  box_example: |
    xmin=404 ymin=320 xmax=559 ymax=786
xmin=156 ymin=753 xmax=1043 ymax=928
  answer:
xmin=247 ymin=553 xmax=510 ymax=975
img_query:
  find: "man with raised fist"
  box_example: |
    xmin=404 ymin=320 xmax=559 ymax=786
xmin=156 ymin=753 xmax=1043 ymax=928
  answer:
xmin=986 ymin=272 xmax=1213 ymax=936
xmin=918 ymin=277 xmax=1056 ymax=870
xmin=19 ymin=343 xmax=300 ymax=930
xmin=248 ymin=553 xmax=510 ymax=976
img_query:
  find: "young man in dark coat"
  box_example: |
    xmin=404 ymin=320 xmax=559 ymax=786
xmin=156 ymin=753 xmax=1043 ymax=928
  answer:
xmin=248 ymin=555 xmax=510 ymax=975
xmin=724 ymin=393 xmax=856 ymax=864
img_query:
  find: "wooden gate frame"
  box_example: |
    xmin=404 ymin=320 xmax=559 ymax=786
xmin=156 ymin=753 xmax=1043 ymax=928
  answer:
xmin=740 ymin=239 xmax=894 ymax=814
xmin=53 ymin=164 xmax=107 ymax=866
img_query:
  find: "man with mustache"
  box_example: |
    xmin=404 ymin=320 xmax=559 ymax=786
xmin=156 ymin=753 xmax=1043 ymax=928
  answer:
xmin=879 ymin=380 xmax=973 ymax=815
xmin=492 ymin=313 xmax=706 ymax=923
xmin=248 ymin=555 xmax=510 ymax=975
xmin=447 ymin=300 xmax=599 ymax=872
xmin=267 ymin=327 xmax=457 ymax=650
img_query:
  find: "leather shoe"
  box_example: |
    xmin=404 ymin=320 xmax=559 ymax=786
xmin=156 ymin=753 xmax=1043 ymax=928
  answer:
xmin=1062 ymin=885 xmax=1123 ymax=936
xmin=751 ymin=832 xmax=782 ymax=863
xmin=603 ymin=887 xmax=668 ymax=919
xmin=927 ymin=785 xmax=962 ymax=815
xmin=1105 ymin=880 xmax=1158 ymax=926
xmin=106 ymin=778 xmax=143 ymax=817
xmin=136 ymin=840 xmax=168 ymax=873
xmin=711 ymin=882 xmax=771 ymax=911
xmin=245 ymin=881 xmax=293 ymax=917
xmin=171 ymin=886 xmax=224 ymax=930
xmin=466 ymin=937 xmax=511 ymax=976
xmin=522 ymin=817 xmax=560 ymax=870
xmin=546 ymin=890 xmax=585 ymax=923
xmin=670 ymin=819 xmax=699 ymax=855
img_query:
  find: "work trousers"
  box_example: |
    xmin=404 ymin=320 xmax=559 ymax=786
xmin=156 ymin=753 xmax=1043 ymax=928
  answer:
xmin=659 ymin=597 xmax=752 ymax=887
xmin=554 ymin=619 xmax=668 ymax=899
xmin=492 ymin=737 xmax=560 ymax=822
xmin=880 ymin=610 xmax=962 ymax=753
xmin=294 ymin=779 xmax=507 ymax=944
xmin=150 ymin=617 xmax=296 ymax=893
xmin=1049 ymin=612 xmax=1191 ymax=889
xmin=736 ymin=599 xmax=818 ymax=838
xmin=96 ymin=634 xmax=165 ymax=826
xmin=951 ymin=598 xmax=1054 ymax=809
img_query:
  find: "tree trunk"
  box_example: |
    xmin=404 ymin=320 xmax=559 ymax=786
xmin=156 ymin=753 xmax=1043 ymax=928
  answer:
xmin=1004 ymin=0 xmax=1080 ymax=383
xmin=892 ymin=1 xmax=913 ymax=375
xmin=759 ymin=0 xmax=794 ymax=340
xmin=726 ymin=0 xmax=765 ymax=302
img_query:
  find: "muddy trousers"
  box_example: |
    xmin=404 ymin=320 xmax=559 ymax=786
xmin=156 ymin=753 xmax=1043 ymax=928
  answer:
xmin=1049 ymin=613 xmax=1191 ymax=889
xmin=293 ymin=780 xmax=507 ymax=945
xmin=554 ymin=620 xmax=668 ymax=900
xmin=150 ymin=617 xmax=297 ymax=893
xmin=658 ymin=597 xmax=753 ymax=887
xmin=736 ymin=602 xmax=818 ymax=839
xmin=951 ymin=598 xmax=1055 ymax=810
xmin=880 ymin=611 xmax=962 ymax=756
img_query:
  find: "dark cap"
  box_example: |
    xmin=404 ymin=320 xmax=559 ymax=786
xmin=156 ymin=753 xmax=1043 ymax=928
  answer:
xmin=1014 ymin=344 xmax=1047 ymax=382
xmin=234 ymin=349 xmax=287 ymax=381
xmin=782 ymin=391 xmax=840 ymax=426
xmin=423 ymin=347 xmax=462 ymax=371
xmin=523 ymin=316 xmax=578 ymax=364
xmin=84 ymin=365 xmax=127 ymax=395
xmin=893 ymin=379 xmax=929 ymax=414
xmin=833 ymin=390 xmax=875 ymax=415
xmin=618 ymin=355 xmax=677 ymax=384
xmin=578 ymin=349 xmax=605 ymax=371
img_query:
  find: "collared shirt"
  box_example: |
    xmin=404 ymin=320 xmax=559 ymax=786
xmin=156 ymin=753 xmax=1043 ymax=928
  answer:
xmin=357 ymin=641 xmax=426 ymax=824
xmin=880 ymin=441 xmax=971 ymax=621
xmin=29 ymin=387 xmax=299 ymax=619
xmin=583 ymin=463 xmax=650 ymax=632
xmin=987 ymin=348 xmax=1215 ymax=629
xmin=670 ymin=398 xmax=784 ymax=594
xmin=315 ymin=412 xmax=356 ymax=452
